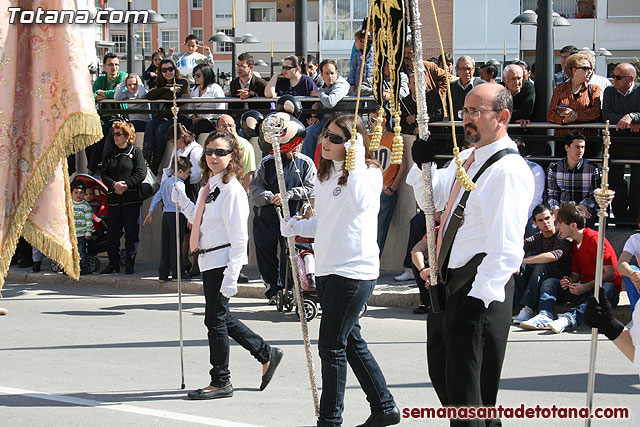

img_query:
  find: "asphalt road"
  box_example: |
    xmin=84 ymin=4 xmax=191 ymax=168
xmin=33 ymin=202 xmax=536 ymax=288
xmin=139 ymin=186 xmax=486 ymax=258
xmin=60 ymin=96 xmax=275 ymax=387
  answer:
xmin=1 ymin=280 xmax=638 ymax=426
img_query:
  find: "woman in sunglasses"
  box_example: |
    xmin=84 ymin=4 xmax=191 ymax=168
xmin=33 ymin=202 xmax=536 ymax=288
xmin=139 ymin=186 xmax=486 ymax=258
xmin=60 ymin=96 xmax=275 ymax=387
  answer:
xmin=188 ymin=63 xmax=225 ymax=137
xmin=547 ymin=52 xmax=602 ymax=156
xmin=171 ymin=131 xmax=283 ymax=400
xmin=100 ymin=121 xmax=147 ymax=275
xmin=144 ymin=58 xmax=191 ymax=175
xmin=280 ymin=113 xmax=400 ymax=427
xmin=265 ymin=55 xmax=317 ymax=99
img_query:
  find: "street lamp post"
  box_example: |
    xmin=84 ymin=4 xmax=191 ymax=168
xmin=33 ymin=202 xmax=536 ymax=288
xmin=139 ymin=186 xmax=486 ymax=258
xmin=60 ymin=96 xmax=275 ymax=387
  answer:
xmin=510 ymin=1 xmax=570 ymax=122
xmin=209 ymin=32 xmax=259 ymax=79
xmin=140 ymin=10 xmax=166 ymax=75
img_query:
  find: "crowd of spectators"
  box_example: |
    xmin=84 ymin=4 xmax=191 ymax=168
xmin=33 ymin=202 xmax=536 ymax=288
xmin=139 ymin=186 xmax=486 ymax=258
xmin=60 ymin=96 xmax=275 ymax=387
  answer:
xmin=13 ymin=31 xmax=639 ymax=323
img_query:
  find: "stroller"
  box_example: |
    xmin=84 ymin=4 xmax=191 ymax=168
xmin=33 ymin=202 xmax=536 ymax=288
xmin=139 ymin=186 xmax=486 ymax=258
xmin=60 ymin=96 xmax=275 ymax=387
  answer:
xmin=50 ymin=174 xmax=109 ymax=274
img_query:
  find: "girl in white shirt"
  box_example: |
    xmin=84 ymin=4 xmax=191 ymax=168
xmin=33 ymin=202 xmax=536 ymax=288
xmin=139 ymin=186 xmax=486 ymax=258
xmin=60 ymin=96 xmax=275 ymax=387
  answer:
xmin=172 ymin=131 xmax=283 ymax=400
xmin=189 ymin=63 xmax=226 ymax=136
xmin=281 ymin=114 xmax=399 ymax=426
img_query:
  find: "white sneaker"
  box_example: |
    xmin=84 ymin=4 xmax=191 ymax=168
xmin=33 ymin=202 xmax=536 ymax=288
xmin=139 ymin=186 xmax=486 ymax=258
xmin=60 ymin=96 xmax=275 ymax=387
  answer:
xmin=0 ymin=307 xmax=7 ymax=315
xmin=549 ymin=316 xmax=572 ymax=334
xmin=512 ymin=306 xmax=534 ymax=324
xmin=520 ymin=313 xmax=553 ymax=330
xmin=394 ymin=269 xmax=413 ymax=282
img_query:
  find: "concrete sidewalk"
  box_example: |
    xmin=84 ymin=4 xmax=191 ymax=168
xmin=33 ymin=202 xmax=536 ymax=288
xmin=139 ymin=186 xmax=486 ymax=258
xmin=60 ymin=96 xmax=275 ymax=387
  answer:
xmin=5 ymin=256 xmax=632 ymax=324
xmin=5 ymin=260 xmax=421 ymax=309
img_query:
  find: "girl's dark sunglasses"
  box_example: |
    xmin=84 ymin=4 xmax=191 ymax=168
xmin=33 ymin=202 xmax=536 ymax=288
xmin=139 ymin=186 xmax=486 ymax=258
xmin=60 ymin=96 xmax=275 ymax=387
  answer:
xmin=161 ymin=66 xmax=175 ymax=73
xmin=323 ymin=130 xmax=348 ymax=145
xmin=204 ymin=148 xmax=233 ymax=157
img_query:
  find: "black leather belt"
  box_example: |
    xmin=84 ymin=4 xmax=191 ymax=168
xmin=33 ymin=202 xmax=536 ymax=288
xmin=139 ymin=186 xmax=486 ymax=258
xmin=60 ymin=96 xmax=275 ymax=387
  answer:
xmin=191 ymin=243 xmax=231 ymax=256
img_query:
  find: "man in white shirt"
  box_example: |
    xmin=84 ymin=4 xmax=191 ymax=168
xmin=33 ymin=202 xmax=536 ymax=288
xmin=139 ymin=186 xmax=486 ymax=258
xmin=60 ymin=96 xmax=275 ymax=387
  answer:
xmin=413 ymin=83 xmax=534 ymax=423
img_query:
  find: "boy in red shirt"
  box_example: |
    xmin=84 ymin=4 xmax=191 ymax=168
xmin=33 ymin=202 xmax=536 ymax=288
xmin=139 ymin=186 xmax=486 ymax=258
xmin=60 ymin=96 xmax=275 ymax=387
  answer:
xmin=521 ymin=202 xmax=621 ymax=333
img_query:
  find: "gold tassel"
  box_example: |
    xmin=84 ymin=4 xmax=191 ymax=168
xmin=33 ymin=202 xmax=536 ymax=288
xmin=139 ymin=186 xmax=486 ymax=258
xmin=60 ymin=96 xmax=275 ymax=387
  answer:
xmin=390 ymin=107 xmax=404 ymax=164
xmin=369 ymin=106 xmax=385 ymax=152
xmin=0 ymin=111 xmax=102 ymax=291
xmin=345 ymin=134 xmax=357 ymax=171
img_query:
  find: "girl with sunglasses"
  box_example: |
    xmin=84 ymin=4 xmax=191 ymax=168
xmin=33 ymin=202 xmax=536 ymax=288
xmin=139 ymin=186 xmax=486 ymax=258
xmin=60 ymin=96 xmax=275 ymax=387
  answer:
xmin=144 ymin=58 xmax=191 ymax=175
xmin=280 ymin=114 xmax=400 ymax=426
xmin=171 ymin=131 xmax=283 ymax=400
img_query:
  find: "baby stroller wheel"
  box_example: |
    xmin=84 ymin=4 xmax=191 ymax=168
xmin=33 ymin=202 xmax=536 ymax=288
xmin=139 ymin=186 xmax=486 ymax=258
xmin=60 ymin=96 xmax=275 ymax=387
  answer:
xmin=87 ymin=256 xmax=100 ymax=273
xmin=296 ymin=298 xmax=318 ymax=322
xmin=359 ymin=303 xmax=367 ymax=318
xmin=276 ymin=290 xmax=284 ymax=312
xmin=284 ymin=290 xmax=294 ymax=312
xmin=50 ymin=260 xmax=63 ymax=273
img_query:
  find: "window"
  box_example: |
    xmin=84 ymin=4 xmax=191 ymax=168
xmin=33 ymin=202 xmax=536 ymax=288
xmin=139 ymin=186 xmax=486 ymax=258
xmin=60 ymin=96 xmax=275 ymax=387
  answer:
xmin=111 ymin=33 xmax=126 ymax=55
xmin=215 ymin=1 xmax=233 ymax=18
xmin=161 ymin=13 xmax=178 ymax=20
xmin=522 ymin=0 xmax=577 ymax=17
xmin=608 ymin=0 xmax=640 ymax=18
xmin=215 ymin=28 xmax=234 ymax=53
xmin=322 ymin=0 xmax=367 ymax=41
xmin=161 ymin=30 xmax=179 ymax=52
xmin=248 ymin=2 xmax=275 ymax=22
xmin=136 ymin=31 xmax=152 ymax=54
xmin=192 ymin=28 xmax=203 ymax=44
xmin=192 ymin=0 xmax=203 ymax=8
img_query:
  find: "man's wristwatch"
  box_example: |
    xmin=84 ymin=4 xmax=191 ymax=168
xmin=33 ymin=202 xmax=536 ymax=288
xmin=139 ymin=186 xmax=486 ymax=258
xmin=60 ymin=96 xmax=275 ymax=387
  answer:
xmin=383 ymin=186 xmax=395 ymax=193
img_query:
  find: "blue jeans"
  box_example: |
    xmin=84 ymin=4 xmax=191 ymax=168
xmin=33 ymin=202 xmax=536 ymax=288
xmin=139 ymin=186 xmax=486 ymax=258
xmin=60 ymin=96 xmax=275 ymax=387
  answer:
xmin=203 ymin=267 xmax=271 ymax=387
xmin=625 ymin=265 xmax=640 ymax=316
xmin=77 ymin=236 xmax=88 ymax=272
xmin=538 ymin=278 xmax=619 ymax=327
xmin=316 ymin=275 xmax=395 ymax=426
xmin=514 ymin=263 xmax=563 ymax=311
xmin=301 ymin=122 xmax=325 ymax=159
xmin=377 ymin=191 xmax=398 ymax=255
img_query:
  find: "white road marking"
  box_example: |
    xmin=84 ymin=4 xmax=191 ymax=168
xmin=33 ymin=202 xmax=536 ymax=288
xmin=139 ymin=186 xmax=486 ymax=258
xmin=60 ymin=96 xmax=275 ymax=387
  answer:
xmin=0 ymin=386 xmax=261 ymax=427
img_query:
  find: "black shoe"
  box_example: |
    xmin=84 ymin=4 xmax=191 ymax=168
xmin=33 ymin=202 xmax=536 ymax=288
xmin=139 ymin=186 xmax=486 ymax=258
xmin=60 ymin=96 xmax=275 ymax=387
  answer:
xmin=412 ymin=304 xmax=428 ymax=314
xmin=187 ymin=383 xmax=234 ymax=400
xmin=101 ymin=264 xmax=120 ymax=274
xmin=125 ymin=264 xmax=134 ymax=274
xmin=260 ymin=347 xmax=284 ymax=391
xmin=238 ymin=272 xmax=249 ymax=283
xmin=32 ymin=261 xmax=41 ymax=273
xmin=159 ymin=276 xmax=170 ymax=282
xmin=356 ymin=406 xmax=401 ymax=427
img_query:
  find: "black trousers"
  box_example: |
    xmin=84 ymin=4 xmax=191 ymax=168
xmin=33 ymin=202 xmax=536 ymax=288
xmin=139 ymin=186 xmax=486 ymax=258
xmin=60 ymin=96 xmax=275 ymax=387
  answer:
xmin=159 ymin=212 xmax=186 ymax=279
xmin=203 ymin=267 xmax=271 ymax=387
xmin=253 ymin=214 xmax=287 ymax=298
xmin=427 ymin=271 xmax=514 ymax=426
xmin=107 ymin=203 xmax=141 ymax=267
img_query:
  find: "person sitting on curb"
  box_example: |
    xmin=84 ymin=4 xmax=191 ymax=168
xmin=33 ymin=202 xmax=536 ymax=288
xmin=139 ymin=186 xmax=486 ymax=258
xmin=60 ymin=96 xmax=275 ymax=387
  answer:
xmin=520 ymin=202 xmax=621 ymax=333
xmin=512 ymin=204 xmax=572 ymax=324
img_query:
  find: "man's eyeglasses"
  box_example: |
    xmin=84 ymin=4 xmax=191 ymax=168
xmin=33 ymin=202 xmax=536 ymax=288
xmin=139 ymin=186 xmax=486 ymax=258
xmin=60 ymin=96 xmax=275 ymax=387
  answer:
xmin=323 ymin=130 xmax=348 ymax=145
xmin=574 ymin=66 xmax=592 ymax=72
xmin=612 ymin=74 xmax=630 ymax=81
xmin=457 ymin=66 xmax=473 ymax=72
xmin=105 ymin=63 xmax=120 ymax=67
xmin=217 ymin=124 xmax=234 ymax=129
xmin=161 ymin=66 xmax=175 ymax=73
xmin=113 ymin=131 xmax=125 ymax=137
xmin=204 ymin=148 xmax=233 ymax=157
xmin=282 ymin=65 xmax=295 ymax=70
xmin=458 ymin=108 xmax=499 ymax=120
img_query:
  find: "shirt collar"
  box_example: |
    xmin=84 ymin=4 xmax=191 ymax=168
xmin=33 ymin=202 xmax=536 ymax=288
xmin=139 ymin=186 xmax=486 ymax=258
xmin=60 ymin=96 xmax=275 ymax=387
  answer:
xmin=472 ymin=134 xmax=517 ymax=166
xmin=617 ymin=82 xmax=638 ymax=96
xmin=209 ymin=172 xmax=225 ymax=188
xmin=457 ymin=78 xmax=473 ymax=90
xmin=562 ymin=157 xmax=584 ymax=170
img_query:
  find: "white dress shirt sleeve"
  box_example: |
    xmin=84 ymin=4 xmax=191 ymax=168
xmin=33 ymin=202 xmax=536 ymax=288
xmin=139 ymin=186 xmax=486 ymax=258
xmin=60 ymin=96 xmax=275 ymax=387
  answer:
xmin=346 ymin=167 xmax=383 ymax=213
xmin=220 ymin=186 xmax=250 ymax=293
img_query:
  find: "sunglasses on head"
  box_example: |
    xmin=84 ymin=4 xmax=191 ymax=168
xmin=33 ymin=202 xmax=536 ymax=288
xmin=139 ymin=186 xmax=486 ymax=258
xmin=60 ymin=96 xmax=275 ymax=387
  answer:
xmin=323 ymin=130 xmax=348 ymax=145
xmin=161 ymin=66 xmax=175 ymax=73
xmin=204 ymin=148 xmax=233 ymax=157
